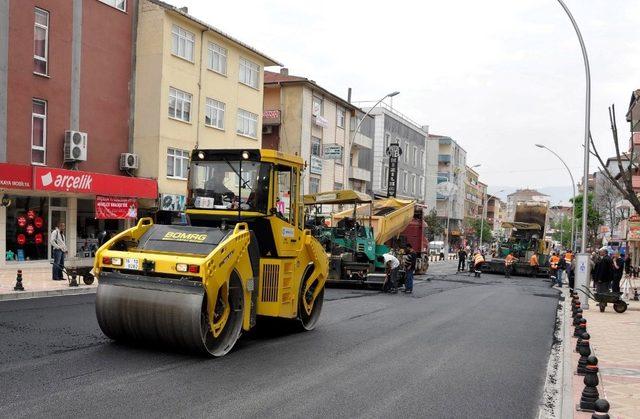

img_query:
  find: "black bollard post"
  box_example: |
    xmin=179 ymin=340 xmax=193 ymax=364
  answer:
xmin=591 ymin=399 xmax=610 ymax=419
xmin=13 ymin=269 xmax=24 ymax=291
xmin=573 ymin=312 xmax=582 ymax=327
xmin=573 ymin=308 xmax=583 ymax=322
xmin=572 ymin=301 xmax=582 ymax=316
xmin=574 ymin=317 xmax=587 ymax=337
xmin=576 ymin=332 xmax=590 ymax=353
xmin=579 ymin=356 xmax=600 ymax=411
xmin=577 ymin=342 xmax=591 ymax=375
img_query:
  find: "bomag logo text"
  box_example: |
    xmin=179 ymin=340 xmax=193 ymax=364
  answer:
xmin=162 ymin=232 xmax=208 ymax=242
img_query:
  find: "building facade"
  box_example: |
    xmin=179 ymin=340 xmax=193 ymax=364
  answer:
xmin=133 ymin=0 xmax=280 ymax=212
xmin=367 ymin=104 xmax=434 ymax=206
xmin=506 ymin=188 xmax=550 ymax=222
xmin=487 ymin=194 xmax=506 ymax=239
xmin=431 ymin=134 xmax=466 ymax=244
xmin=262 ymin=69 xmax=369 ymax=197
xmin=0 ymin=0 xmax=157 ymax=267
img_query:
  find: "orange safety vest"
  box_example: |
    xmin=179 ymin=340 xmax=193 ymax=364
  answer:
xmin=550 ymin=255 xmax=560 ymax=269
xmin=505 ymin=255 xmax=516 ymax=266
xmin=530 ymin=254 xmax=539 ymax=266
xmin=565 ymin=253 xmax=573 ymax=263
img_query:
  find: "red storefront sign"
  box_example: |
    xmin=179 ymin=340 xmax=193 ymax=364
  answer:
xmin=0 ymin=163 xmax=33 ymax=190
xmin=95 ymin=196 xmax=138 ymax=219
xmin=34 ymin=167 xmax=157 ymax=199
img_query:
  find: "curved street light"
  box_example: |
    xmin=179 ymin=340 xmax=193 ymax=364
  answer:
xmin=535 ymin=143 xmax=577 ymax=250
xmin=346 ymin=91 xmax=400 ymax=190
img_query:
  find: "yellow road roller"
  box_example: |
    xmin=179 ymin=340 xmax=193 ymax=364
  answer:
xmin=94 ymin=149 xmax=328 ymax=356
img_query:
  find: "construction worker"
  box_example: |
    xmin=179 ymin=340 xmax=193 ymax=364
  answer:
xmin=549 ymin=252 xmax=561 ymax=287
xmin=529 ymin=253 xmax=539 ymax=278
xmin=504 ymin=253 xmax=517 ymax=278
xmin=457 ymin=247 xmax=467 ymax=272
xmin=473 ymin=251 xmax=485 ymax=278
xmin=381 ymin=252 xmax=400 ymax=294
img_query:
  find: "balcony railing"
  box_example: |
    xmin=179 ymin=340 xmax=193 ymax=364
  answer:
xmin=349 ymin=166 xmax=371 ymax=182
xmin=263 ymin=109 xmax=281 ymax=126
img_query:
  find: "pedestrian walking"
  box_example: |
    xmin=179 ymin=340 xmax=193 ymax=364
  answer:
xmin=549 ymin=252 xmax=561 ymax=287
xmin=529 ymin=253 xmax=539 ymax=278
xmin=564 ymin=250 xmax=573 ymax=280
xmin=473 ymin=251 xmax=485 ymax=278
xmin=381 ymin=252 xmax=400 ymax=294
xmin=403 ymin=244 xmax=416 ymax=294
xmin=612 ymin=251 xmax=625 ymax=293
xmin=439 ymin=250 xmax=445 ymax=261
xmin=457 ymin=247 xmax=467 ymax=272
xmin=592 ymin=248 xmax=613 ymax=293
xmin=504 ymin=253 xmax=517 ymax=278
xmin=50 ymin=221 xmax=67 ymax=281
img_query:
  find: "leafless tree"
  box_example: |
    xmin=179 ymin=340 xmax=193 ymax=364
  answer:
xmin=589 ymin=104 xmax=640 ymax=216
xmin=594 ymin=173 xmax=625 ymax=234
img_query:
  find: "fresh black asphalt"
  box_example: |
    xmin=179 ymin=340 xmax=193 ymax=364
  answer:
xmin=0 ymin=261 xmax=560 ymax=418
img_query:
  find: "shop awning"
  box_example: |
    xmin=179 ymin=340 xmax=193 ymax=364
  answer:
xmin=0 ymin=163 xmax=158 ymax=200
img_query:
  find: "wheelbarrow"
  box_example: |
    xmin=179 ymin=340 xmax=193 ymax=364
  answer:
xmin=578 ymin=286 xmax=628 ymax=313
xmin=51 ymin=261 xmax=95 ymax=287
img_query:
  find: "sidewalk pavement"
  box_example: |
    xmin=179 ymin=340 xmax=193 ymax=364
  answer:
xmin=572 ymin=297 xmax=640 ymax=418
xmin=0 ymin=263 xmax=97 ymax=301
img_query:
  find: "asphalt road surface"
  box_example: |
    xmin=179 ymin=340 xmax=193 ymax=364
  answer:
xmin=0 ymin=261 xmax=559 ymax=418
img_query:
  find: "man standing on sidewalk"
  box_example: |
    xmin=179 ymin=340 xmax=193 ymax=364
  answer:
xmin=593 ymin=248 xmax=613 ymax=293
xmin=457 ymin=247 xmax=467 ymax=272
xmin=403 ymin=244 xmax=416 ymax=294
xmin=50 ymin=222 xmax=67 ymax=281
xmin=549 ymin=252 xmax=560 ymax=287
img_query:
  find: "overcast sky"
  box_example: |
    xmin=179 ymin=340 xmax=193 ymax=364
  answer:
xmin=165 ymin=0 xmax=640 ymax=197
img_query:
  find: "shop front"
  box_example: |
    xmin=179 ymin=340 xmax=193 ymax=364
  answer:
xmin=0 ymin=164 xmax=157 ymax=266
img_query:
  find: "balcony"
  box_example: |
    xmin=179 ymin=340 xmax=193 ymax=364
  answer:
xmin=352 ymin=131 xmax=373 ymax=150
xmin=349 ymin=166 xmax=371 ymax=182
xmin=263 ymin=110 xmax=281 ymax=126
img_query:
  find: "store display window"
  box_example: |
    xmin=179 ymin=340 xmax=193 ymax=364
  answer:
xmin=6 ymin=196 xmax=49 ymax=261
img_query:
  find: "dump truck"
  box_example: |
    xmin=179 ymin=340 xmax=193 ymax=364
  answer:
xmin=94 ymin=149 xmax=328 ymax=357
xmin=304 ymin=193 xmax=414 ymax=285
xmin=482 ymin=200 xmax=552 ymax=276
xmin=393 ymin=205 xmax=430 ymax=274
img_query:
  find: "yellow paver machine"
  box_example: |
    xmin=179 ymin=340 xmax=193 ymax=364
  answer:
xmin=94 ymin=149 xmax=328 ymax=356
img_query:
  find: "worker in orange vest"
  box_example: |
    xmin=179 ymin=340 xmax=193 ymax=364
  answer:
xmin=504 ymin=253 xmax=517 ymax=278
xmin=529 ymin=253 xmax=539 ymax=278
xmin=549 ymin=252 xmax=561 ymax=287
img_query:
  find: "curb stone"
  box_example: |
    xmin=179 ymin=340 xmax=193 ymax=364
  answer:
xmin=0 ymin=286 xmax=97 ymax=301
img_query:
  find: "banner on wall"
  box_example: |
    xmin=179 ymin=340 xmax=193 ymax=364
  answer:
xmin=96 ymin=196 xmax=138 ymax=219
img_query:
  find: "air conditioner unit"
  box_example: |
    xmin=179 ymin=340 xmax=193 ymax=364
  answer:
xmin=262 ymin=125 xmax=273 ymax=135
xmin=120 ymin=153 xmax=140 ymax=170
xmin=63 ymin=130 xmax=88 ymax=162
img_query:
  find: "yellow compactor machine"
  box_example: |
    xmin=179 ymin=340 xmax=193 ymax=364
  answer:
xmin=94 ymin=149 xmax=328 ymax=356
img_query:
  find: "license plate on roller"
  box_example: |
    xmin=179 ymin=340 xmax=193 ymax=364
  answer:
xmin=125 ymin=258 xmax=139 ymax=270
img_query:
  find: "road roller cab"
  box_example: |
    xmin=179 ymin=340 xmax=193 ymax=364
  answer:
xmin=93 ymin=149 xmax=328 ymax=357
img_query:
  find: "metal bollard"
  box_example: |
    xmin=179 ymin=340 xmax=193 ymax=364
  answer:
xmin=13 ymin=269 xmax=24 ymax=291
xmin=579 ymin=356 xmax=600 ymax=411
xmin=577 ymin=341 xmax=591 ymax=375
xmin=591 ymin=399 xmax=610 ymax=419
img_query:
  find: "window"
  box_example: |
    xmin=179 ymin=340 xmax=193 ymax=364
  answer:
xmin=236 ymin=109 xmax=258 ymax=138
xmin=31 ymin=99 xmax=46 ymax=164
xmin=239 ymin=57 xmax=259 ymax=89
xmin=207 ymin=42 xmax=227 ymax=75
xmin=98 ymin=0 xmax=126 ymax=11
xmin=34 ymin=8 xmax=49 ymax=75
xmin=419 ymin=176 xmax=424 ymax=196
xmin=384 ymin=133 xmax=390 ymax=151
xmin=413 ymin=146 xmax=418 ymax=167
xmin=337 ymin=107 xmax=345 ymax=128
xmin=418 ymin=150 xmax=424 ymax=168
xmin=403 ymin=142 xmax=409 ymax=163
xmin=167 ymin=148 xmax=189 ymax=179
xmin=312 ymin=96 xmax=323 ymax=116
xmin=311 ymin=137 xmax=322 ymax=156
xmin=171 ymin=25 xmax=195 ymax=62
xmin=309 ymin=177 xmax=320 ymax=194
xmin=168 ymin=87 xmax=192 ymax=122
xmin=382 ymin=166 xmax=389 ymax=188
xmin=402 ymin=171 xmax=408 ymax=192
xmin=410 ymin=174 xmax=416 ymax=194
xmin=205 ymin=98 xmax=225 ymax=129
xmin=334 ymin=182 xmax=343 ymax=191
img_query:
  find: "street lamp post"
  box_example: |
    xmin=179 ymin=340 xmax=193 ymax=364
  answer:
xmin=346 ymin=91 xmax=400 ymax=191
xmin=535 ymin=144 xmax=577 ymax=250
xmin=556 ymin=0 xmax=591 ymax=309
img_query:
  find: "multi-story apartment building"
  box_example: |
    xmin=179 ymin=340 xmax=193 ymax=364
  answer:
xmin=487 ymin=194 xmax=506 ymax=238
xmin=262 ymin=69 xmax=370 ymax=196
xmin=464 ymin=165 xmax=482 ymax=222
xmin=365 ymin=104 xmax=435 ymax=206
xmin=430 ymin=134 xmax=466 ymax=245
xmin=0 ymin=0 xmax=157 ymax=267
xmin=133 ymin=0 xmax=280 ymax=212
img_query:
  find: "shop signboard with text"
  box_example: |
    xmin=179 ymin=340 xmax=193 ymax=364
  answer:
xmin=34 ymin=167 xmax=157 ymax=199
xmin=0 ymin=163 xmax=32 ymax=190
xmin=96 ymin=196 xmax=138 ymax=219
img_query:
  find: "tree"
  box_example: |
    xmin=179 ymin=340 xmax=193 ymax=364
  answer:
xmin=594 ymin=174 xmax=626 ymax=236
xmin=589 ymin=104 xmax=640 ymax=218
xmin=551 ymin=216 xmax=573 ymax=249
xmin=424 ymin=209 xmax=444 ymax=241
xmin=469 ymin=218 xmax=493 ymax=244
xmin=571 ymin=193 xmax=602 ymax=248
